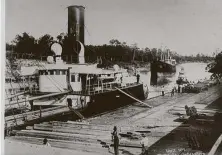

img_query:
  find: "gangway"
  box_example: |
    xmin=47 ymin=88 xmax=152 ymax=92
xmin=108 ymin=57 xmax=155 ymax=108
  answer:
xmin=115 ymin=87 xmax=152 ymax=108
xmin=68 ymin=107 xmax=85 ymax=120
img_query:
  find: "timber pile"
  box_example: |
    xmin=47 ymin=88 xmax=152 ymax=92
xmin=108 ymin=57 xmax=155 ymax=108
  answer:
xmin=8 ymin=121 xmax=150 ymax=154
xmin=5 ymin=106 xmax=72 ymax=130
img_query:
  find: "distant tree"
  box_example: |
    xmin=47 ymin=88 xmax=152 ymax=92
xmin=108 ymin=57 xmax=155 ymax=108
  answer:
xmin=56 ymin=33 xmax=66 ymax=43
xmin=207 ymin=51 xmax=222 ymax=80
xmin=109 ymin=39 xmax=121 ymax=46
xmin=6 ymin=43 xmax=15 ymax=51
xmin=37 ymin=34 xmax=54 ymax=56
xmin=151 ymin=48 xmax=158 ymax=60
xmin=13 ymin=32 xmax=37 ymax=55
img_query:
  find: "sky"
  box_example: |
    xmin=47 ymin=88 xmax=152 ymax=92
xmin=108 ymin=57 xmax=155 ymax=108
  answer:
xmin=5 ymin=0 xmax=222 ymax=55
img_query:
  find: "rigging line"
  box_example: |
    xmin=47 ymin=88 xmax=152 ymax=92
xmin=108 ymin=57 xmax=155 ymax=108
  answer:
xmin=31 ymin=60 xmax=64 ymax=92
xmin=29 ymin=55 xmax=65 ymax=92
xmin=27 ymin=54 xmax=65 ymax=94
xmin=84 ymin=24 xmax=93 ymax=44
xmin=31 ymin=45 xmax=67 ymax=91
xmin=9 ymin=50 xmax=64 ymax=93
xmin=21 ymin=56 xmax=61 ymax=92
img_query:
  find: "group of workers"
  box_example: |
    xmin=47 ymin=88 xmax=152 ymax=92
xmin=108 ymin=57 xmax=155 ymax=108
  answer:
xmin=161 ymin=85 xmax=185 ymax=97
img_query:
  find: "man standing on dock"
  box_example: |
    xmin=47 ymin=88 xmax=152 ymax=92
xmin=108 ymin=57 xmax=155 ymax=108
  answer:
xmin=140 ymin=134 xmax=149 ymax=155
xmin=161 ymin=86 xmax=165 ymax=96
xmin=112 ymin=126 xmax=119 ymax=155
xmin=171 ymin=88 xmax=174 ymax=97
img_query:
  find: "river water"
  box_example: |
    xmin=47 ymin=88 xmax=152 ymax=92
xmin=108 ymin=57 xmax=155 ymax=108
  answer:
xmin=140 ymin=63 xmax=212 ymax=99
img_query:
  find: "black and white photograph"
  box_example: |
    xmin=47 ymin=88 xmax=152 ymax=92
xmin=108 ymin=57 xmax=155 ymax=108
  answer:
xmin=3 ymin=0 xmax=222 ymax=154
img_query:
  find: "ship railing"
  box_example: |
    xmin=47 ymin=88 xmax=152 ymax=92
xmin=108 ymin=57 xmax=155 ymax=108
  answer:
xmin=83 ymin=82 xmax=140 ymax=95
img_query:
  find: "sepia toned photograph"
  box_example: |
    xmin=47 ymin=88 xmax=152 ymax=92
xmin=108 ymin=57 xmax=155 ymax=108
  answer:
xmin=3 ymin=0 xmax=222 ymax=154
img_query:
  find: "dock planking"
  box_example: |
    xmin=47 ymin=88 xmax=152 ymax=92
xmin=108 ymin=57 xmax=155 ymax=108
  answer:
xmin=5 ymin=84 xmax=222 ymax=155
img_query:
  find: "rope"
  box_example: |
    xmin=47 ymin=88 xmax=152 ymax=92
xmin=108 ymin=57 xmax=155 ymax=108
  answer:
xmin=30 ymin=58 xmax=64 ymax=92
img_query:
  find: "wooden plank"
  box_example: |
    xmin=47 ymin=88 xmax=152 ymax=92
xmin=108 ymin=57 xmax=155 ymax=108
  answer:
xmin=5 ymin=91 xmax=29 ymax=100
xmin=115 ymin=87 xmax=152 ymax=108
xmin=5 ymin=106 xmax=66 ymax=121
xmin=100 ymin=140 xmax=142 ymax=148
xmin=68 ymin=107 xmax=84 ymax=119
xmin=208 ymin=134 xmax=222 ymax=155
xmin=16 ymin=130 xmax=107 ymax=143
xmin=10 ymin=136 xmax=109 ymax=154
xmin=7 ymin=91 xmax=70 ymax=106
xmin=5 ymin=107 xmax=71 ymax=130
xmin=50 ymin=121 xmax=113 ymax=131
xmin=33 ymin=124 xmax=111 ymax=137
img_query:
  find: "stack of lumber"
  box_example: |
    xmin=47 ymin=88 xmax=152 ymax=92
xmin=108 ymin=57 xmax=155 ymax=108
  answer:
xmin=5 ymin=106 xmax=71 ymax=130
xmin=8 ymin=121 xmax=149 ymax=154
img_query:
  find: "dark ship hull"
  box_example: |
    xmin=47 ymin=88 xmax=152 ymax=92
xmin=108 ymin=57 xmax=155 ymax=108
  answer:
xmin=151 ymin=60 xmax=176 ymax=73
xmin=33 ymin=83 xmax=147 ymax=116
xmin=83 ymin=83 xmax=146 ymax=116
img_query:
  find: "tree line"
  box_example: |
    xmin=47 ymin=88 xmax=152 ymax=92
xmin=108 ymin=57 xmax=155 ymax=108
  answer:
xmin=6 ymin=32 xmax=214 ymax=64
xmin=206 ymin=51 xmax=222 ymax=80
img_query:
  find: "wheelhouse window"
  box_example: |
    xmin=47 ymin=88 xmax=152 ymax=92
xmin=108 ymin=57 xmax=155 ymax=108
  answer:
xmin=49 ymin=70 xmax=54 ymax=75
xmin=62 ymin=70 xmax=66 ymax=75
xmin=56 ymin=70 xmax=60 ymax=75
xmin=42 ymin=70 xmax=46 ymax=75
xmin=71 ymin=74 xmax=75 ymax=82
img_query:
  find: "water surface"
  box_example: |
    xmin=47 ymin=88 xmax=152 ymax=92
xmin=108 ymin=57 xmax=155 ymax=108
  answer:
xmin=140 ymin=63 xmax=211 ymax=98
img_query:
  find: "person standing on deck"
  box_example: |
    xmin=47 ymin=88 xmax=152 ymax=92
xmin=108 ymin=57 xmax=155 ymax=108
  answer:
xmin=112 ymin=126 xmax=119 ymax=155
xmin=161 ymin=86 xmax=165 ymax=96
xmin=171 ymin=88 xmax=174 ymax=97
xmin=137 ymin=74 xmax=140 ymax=84
xmin=140 ymin=134 xmax=149 ymax=155
xmin=120 ymin=76 xmax=123 ymax=83
xmin=178 ymin=85 xmax=181 ymax=93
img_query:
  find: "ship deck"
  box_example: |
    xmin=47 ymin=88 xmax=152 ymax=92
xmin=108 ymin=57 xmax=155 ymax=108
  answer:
xmin=71 ymin=82 xmax=143 ymax=96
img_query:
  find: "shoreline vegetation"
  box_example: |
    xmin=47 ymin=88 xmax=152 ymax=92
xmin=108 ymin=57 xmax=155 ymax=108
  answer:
xmin=5 ymin=33 xmax=221 ymax=82
xmin=6 ymin=33 xmax=214 ymax=65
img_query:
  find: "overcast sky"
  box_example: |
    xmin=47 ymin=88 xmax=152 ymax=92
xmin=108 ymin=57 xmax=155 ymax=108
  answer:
xmin=5 ymin=0 xmax=222 ymax=55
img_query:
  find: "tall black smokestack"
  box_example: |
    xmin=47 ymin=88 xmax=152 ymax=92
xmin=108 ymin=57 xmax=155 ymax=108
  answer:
xmin=68 ymin=5 xmax=85 ymax=44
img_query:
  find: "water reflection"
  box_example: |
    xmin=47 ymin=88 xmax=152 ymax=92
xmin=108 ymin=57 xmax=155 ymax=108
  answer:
xmin=140 ymin=63 xmax=211 ymax=99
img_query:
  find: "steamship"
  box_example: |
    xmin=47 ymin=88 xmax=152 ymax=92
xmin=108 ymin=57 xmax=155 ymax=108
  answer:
xmin=151 ymin=50 xmax=176 ymax=73
xmin=176 ymin=67 xmax=189 ymax=85
xmin=19 ymin=6 xmax=148 ymax=115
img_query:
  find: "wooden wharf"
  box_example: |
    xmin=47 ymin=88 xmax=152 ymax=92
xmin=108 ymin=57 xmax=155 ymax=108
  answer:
xmin=5 ymin=84 xmax=222 ymax=155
